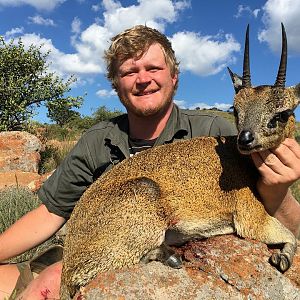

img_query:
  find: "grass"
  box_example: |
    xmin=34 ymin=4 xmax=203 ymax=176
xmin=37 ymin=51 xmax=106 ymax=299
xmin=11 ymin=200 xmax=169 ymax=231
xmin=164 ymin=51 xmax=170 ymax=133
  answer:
xmin=0 ymin=186 xmax=63 ymax=263
xmin=39 ymin=140 xmax=76 ymax=174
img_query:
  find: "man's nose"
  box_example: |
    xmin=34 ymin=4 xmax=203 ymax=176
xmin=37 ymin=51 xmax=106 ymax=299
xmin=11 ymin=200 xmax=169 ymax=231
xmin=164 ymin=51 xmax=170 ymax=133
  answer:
xmin=136 ymin=70 xmax=151 ymax=84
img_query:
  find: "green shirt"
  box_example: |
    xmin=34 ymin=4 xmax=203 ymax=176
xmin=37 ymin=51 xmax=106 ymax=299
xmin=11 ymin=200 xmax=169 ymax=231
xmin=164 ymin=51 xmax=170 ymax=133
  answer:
xmin=38 ymin=105 xmax=237 ymax=219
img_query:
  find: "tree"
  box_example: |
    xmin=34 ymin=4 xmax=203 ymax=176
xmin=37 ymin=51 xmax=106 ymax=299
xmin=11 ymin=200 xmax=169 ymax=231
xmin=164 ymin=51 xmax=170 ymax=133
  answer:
xmin=46 ymin=97 xmax=82 ymax=127
xmin=92 ymin=106 xmax=123 ymax=123
xmin=0 ymin=36 xmax=83 ymax=131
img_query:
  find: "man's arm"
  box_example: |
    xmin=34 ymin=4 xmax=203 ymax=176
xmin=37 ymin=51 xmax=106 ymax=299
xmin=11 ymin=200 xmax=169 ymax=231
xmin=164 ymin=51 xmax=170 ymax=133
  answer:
xmin=251 ymin=138 xmax=300 ymax=237
xmin=0 ymin=204 xmax=65 ymax=262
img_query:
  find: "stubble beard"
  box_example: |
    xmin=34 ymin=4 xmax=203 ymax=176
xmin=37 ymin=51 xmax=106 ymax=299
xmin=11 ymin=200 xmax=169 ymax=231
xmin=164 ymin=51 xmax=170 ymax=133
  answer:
xmin=119 ymin=89 xmax=175 ymax=118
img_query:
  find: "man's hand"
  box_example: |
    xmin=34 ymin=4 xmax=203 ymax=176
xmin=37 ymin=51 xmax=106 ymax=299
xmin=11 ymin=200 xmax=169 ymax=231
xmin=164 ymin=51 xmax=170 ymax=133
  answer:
xmin=252 ymin=138 xmax=300 ymax=187
xmin=251 ymin=138 xmax=300 ymax=236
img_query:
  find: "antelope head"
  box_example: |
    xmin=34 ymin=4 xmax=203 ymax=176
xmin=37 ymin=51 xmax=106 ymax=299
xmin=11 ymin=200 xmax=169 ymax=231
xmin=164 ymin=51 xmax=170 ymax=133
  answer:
xmin=228 ymin=24 xmax=300 ymax=154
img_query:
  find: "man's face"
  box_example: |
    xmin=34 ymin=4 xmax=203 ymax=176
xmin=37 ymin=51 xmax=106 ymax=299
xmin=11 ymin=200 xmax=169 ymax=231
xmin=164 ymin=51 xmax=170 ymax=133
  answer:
xmin=116 ymin=43 xmax=178 ymax=117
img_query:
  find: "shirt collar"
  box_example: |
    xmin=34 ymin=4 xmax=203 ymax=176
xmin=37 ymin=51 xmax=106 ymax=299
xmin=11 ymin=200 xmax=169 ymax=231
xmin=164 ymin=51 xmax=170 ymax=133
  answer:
xmin=106 ymin=103 xmax=190 ymax=154
xmin=155 ymin=104 xmax=189 ymax=145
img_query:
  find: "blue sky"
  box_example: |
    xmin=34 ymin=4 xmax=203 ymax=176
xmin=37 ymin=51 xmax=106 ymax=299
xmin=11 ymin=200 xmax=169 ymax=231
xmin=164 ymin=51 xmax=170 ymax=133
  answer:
xmin=0 ymin=0 xmax=299 ymax=122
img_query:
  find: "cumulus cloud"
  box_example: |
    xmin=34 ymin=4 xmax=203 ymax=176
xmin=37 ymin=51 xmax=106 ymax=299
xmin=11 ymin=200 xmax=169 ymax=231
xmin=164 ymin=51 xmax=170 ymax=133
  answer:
xmin=258 ymin=0 xmax=300 ymax=53
xmin=4 ymin=27 xmax=24 ymax=38
xmin=61 ymin=0 xmax=191 ymax=75
xmin=5 ymin=0 xmax=240 ymax=78
xmin=189 ymin=102 xmax=232 ymax=111
xmin=170 ymin=31 xmax=240 ymax=76
xmin=234 ymin=5 xmax=260 ymax=18
xmin=28 ymin=15 xmax=56 ymax=26
xmin=92 ymin=4 xmax=102 ymax=12
xmin=101 ymin=0 xmax=187 ymax=34
xmin=174 ymin=99 xmax=232 ymax=111
xmin=0 ymin=0 xmax=66 ymax=11
xmin=96 ymin=89 xmax=117 ymax=97
xmin=17 ymin=33 xmax=101 ymax=77
xmin=71 ymin=17 xmax=81 ymax=34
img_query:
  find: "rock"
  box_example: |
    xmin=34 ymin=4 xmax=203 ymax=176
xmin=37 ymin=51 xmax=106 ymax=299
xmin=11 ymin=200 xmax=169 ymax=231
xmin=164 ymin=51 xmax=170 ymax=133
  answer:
xmin=0 ymin=131 xmax=42 ymax=173
xmin=27 ymin=171 xmax=54 ymax=192
xmin=78 ymin=235 xmax=300 ymax=299
xmin=0 ymin=171 xmax=53 ymax=192
xmin=0 ymin=171 xmax=40 ymax=190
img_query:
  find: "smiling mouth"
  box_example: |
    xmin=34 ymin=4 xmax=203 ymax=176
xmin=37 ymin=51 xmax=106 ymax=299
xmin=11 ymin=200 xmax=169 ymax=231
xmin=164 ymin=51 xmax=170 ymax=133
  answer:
xmin=135 ymin=90 xmax=158 ymax=96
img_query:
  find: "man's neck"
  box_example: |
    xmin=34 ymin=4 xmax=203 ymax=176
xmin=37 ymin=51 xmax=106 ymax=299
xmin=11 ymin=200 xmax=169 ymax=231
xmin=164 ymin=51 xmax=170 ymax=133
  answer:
xmin=128 ymin=103 xmax=174 ymax=140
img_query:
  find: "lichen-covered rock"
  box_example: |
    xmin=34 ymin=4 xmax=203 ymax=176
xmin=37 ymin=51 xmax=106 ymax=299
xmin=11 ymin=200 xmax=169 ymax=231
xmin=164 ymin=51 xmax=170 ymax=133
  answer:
xmin=0 ymin=131 xmax=42 ymax=173
xmin=79 ymin=235 xmax=300 ymax=300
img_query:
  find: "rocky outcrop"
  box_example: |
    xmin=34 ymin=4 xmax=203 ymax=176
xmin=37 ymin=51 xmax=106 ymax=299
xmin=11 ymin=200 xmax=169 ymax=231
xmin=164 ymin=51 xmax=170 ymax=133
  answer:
xmin=79 ymin=235 xmax=300 ymax=299
xmin=0 ymin=131 xmax=51 ymax=192
xmin=0 ymin=171 xmax=53 ymax=191
xmin=0 ymin=131 xmax=42 ymax=173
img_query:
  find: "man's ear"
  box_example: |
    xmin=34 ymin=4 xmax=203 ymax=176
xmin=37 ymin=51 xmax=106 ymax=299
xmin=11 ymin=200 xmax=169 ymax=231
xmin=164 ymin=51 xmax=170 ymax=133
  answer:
xmin=227 ymin=67 xmax=243 ymax=94
xmin=172 ymin=72 xmax=178 ymax=85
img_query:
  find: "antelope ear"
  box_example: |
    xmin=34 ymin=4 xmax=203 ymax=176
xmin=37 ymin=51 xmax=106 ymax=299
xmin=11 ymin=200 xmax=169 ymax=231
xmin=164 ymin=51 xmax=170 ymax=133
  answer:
xmin=295 ymin=83 xmax=300 ymax=106
xmin=227 ymin=67 xmax=243 ymax=94
xmin=286 ymin=84 xmax=300 ymax=111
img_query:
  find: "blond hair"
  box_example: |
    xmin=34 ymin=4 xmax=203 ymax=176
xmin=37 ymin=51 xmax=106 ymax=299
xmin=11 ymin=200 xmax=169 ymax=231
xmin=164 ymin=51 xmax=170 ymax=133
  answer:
xmin=104 ymin=25 xmax=179 ymax=90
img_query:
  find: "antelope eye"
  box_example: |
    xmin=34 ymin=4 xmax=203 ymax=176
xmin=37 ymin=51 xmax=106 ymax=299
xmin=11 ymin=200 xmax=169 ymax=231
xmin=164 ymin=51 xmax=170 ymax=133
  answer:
xmin=267 ymin=109 xmax=293 ymax=129
xmin=278 ymin=109 xmax=293 ymax=123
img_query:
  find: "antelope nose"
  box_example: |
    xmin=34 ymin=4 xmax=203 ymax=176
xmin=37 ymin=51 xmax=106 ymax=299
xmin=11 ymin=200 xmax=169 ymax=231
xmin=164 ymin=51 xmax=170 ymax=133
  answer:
xmin=238 ymin=130 xmax=254 ymax=146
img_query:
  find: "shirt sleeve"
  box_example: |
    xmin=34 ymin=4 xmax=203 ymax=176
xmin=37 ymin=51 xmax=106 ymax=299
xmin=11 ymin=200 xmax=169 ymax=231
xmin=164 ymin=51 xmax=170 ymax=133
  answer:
xmin=38 ymin=136 xmax=95 ymax=220
xmin=209 ymin=115 xmax=238 ymax=136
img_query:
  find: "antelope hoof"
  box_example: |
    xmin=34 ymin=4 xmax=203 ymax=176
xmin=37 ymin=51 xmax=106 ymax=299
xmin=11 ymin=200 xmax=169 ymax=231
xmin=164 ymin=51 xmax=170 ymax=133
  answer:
xmin=165 ymin=253 xmax=182 ymax=269
xmin=270 ymin=253 xmax=291 ymax=272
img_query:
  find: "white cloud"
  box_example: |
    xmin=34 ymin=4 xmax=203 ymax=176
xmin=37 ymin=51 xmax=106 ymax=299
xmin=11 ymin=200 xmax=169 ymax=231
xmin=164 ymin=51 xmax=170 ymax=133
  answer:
xmin=174 ymin=0 xmax=191 ymax=10
xmin=174 ymin=100 xmax=232 ymax=111
xmin=96 ymin=89 xmax=117 ymax=97
xmin=28 ymin=15 xmax=56 ymax=26
xmin=4 ymin=27 xmax=24 ymax=38
xmin=71 ymin=17 xmax=81 ymax=34
xmin=102 ymin=0 xmax=184 ymax=34
xmin=17 ymin=33 xmax=101 ymax=77
xmin=64 ymin=0 xmax=191 ymax=75
xmin=174 ymin=100 xmax=187 ymax=108
xmin=0 ymin=0 xmax=66 ymax=11
xmin=253 ymin=9 xmax=260 ymax=18
xmin=258 ymin=0 xmax=300 ymax=53
xmin=6 ymin=0 xmax=239 ymax=79
xmin=234 ymin=5 xmax=260 ymax=19
xmin=170 ymin=31 xmax=240 ymax=76
xmin=92 ymin=4 xmax=101 ymax=12
xmin=189 ymin=102 xmax=232 ymax=111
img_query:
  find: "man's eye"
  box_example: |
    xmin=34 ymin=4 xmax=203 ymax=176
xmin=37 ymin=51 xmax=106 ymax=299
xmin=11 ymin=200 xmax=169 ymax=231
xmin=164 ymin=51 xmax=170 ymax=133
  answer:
xmin=278 ymin=109 xmax=293 ymax=123
xmin=122 ymin=71 xmax=135 ymax=77
xmin=149 ymin=67 xmax=160 ymax=72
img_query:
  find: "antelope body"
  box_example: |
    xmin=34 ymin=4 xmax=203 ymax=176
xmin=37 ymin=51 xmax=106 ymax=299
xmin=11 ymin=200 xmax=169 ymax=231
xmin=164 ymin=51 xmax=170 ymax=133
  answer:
xmin=60 ymin=24 xmax=299 ymax=299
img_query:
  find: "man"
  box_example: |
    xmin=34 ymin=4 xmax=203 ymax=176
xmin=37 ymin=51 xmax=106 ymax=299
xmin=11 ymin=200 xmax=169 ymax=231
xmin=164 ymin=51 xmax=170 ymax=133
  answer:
xmin=0 ymin=25 xmax=299 ymax=300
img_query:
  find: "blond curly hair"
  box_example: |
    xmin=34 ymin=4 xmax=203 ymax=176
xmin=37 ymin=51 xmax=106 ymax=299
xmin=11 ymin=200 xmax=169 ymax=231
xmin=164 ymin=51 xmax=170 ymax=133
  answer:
xmin=104 ymin=25 xmax=179 ymax=91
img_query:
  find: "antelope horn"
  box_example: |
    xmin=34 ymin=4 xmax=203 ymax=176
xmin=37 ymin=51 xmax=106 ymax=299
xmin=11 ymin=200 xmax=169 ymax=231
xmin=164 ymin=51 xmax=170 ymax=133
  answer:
xmin=274 ymin=23 xmax=287 ymax=87
xmin=242 ymin=24 xmax=251 ymax=88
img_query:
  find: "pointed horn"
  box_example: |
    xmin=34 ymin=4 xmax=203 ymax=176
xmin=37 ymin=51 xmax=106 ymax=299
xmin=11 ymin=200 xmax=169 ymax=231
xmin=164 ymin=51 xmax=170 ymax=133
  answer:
xmin=274 ymin=23 xmax=287 ymax=87
xmin=242 ymin=24 xmax=251 ymax=88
